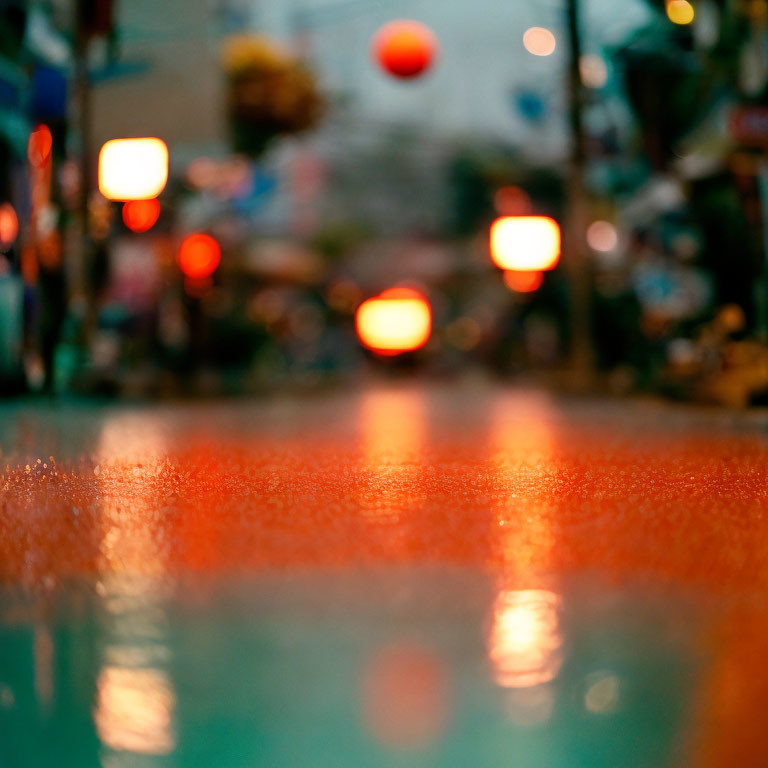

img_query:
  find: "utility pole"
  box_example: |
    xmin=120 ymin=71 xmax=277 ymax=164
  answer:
xmin=564 ymin=0 xmax=594 ymax=384
xmin=73 ymin=0 xmax=115 ymax=343
xmin=74 ymin=0 xmax=92 ymax=301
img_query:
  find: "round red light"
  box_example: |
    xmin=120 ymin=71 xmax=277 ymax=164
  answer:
xmin=0 ymin=203 xmax=19 ymax=247
xmin=122 ymin=199 xmax=161 ymax=233
xmin=373 ymin=20 xmax=438 ymax=79
xmin=177 ymin=233 xmax=221 ymax=279
xmin=503 ymin=270 xmax=544 ymax=294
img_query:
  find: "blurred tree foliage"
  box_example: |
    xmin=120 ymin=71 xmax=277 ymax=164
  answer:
xmin=222 ymin=36 xmax=325 ymax=157
xmin=447 ymin=152 xmax=493 ymax=236
xmin=617 ymin=1 xmax=753 ymax=169
xmin=689 ymin=172 xmax=762 ymax=323
xmin=446 ymin=145 xmax=565 ymax=236
xmin=0 ymin=1 xmax=26 ymax=62
xmin=311 ymin=221 xmax=371 ymax=264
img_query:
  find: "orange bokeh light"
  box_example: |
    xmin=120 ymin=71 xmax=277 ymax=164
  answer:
xmin=373 ymin=20 xmax=438 ymax=79
xmin=122 ymin=199 xmax=161 ymax=233
xmin=523 ymin=27 xmax=556 ymax=57
xmin=490 ymin=216 xmax=561 ymax=272
xmin=177 ymin=233 xmax=221 ymax=280
xmin=667 ymin=0 xmax=694 ymax=24
xmin=98 ymin=138 xmax=169 ymax=201
xmin=28 ymin=124 xmax=53 ymax=168
xmin=356 ymin=287 xmax=432 ymax=355
xmin=0 ymin=203 xmax=19 ymax=247
xmin=504 ymin=270 xmax=544 ymax=293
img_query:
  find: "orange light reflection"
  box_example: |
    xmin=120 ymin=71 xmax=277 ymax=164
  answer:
xmin=358 ymin=388 xmax=426 ymax=523
xmin=94 ymin=416 xmax=176 ymax=758
xmin=488 ymin=589 xmax=563 ymax=688
xmin=94 ymin=667 xmax=175 ymax=755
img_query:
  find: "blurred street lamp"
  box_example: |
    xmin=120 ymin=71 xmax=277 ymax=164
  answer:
xmin=372 ymin=20 xmax=438 ymax=79
xmin=490 ymin=216 xmax=561 ymax=272
xmin=523 ymin=27 xmax=557 ymax=57
xmin=356 ymin=288 xmax=432 ymax=355
xmin=98 ymin=138 xmax=169 ymax=201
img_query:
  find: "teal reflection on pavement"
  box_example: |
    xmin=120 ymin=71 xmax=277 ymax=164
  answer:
xmin=0 ymin=572 xmax=698 ymax=768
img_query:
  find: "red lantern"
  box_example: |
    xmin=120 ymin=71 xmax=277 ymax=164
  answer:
xmin=373 ymin=21 xmax=438 ymax=79
xmin=177 ymin=233 xmax=221 ymax=279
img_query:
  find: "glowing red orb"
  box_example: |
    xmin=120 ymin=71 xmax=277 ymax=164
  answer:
xmin=373 ymin=20 xmax=437 ymax=79
xmin=122 ymin=199 xmax=161 ymax=233
xmin=177 ymin=233 xmax=221 ymax=279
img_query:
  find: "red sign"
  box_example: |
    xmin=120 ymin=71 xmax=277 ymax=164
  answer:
xmin=730 ymin=106 xmax=768 ymax=146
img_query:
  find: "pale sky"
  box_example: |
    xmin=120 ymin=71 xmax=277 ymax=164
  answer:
xmin=252 ymin=0 xmax=652 ymax=154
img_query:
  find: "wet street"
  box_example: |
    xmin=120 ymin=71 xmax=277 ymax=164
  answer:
xmin=2 ymin=383 xmax=768 ymax=767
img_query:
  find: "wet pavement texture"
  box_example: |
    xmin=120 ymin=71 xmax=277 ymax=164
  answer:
xmin=1 ymin=384 xmax=768 ymax=767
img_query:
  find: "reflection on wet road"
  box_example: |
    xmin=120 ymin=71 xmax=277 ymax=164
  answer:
xmin=1 ymin=384 xmax=768 ymax=767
